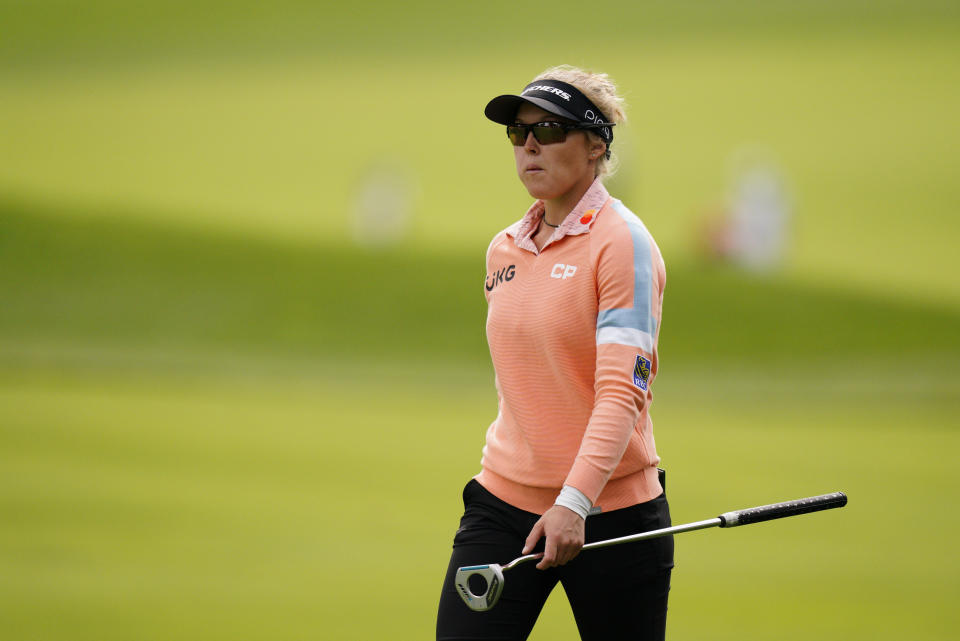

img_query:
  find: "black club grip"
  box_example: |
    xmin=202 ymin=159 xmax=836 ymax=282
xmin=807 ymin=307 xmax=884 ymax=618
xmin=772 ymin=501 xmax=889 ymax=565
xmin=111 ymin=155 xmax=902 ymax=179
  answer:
xmin=718 ymin=492 xmax=847 ymax=527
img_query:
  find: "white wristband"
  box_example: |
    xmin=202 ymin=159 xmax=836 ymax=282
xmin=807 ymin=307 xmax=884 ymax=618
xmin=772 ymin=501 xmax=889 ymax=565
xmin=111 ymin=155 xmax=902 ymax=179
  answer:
xmin=554 ymin=485 xmax=592 ymax=520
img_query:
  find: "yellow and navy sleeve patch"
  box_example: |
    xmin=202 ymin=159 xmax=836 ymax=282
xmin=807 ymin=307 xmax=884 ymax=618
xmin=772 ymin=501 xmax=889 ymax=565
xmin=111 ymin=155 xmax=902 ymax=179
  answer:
xmin=633 ymin=354 xmax=652 ymax=391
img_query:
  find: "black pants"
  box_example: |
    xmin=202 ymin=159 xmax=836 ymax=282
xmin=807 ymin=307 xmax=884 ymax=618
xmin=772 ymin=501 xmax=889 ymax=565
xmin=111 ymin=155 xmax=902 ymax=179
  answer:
xmin=436 ymin=479 xmax=674 ymax=641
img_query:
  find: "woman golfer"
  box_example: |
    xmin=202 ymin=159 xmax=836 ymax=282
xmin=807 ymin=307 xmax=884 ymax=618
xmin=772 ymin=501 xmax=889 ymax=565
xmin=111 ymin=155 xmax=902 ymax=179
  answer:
xmin=436 ymin=66 xmax=673 ymax=641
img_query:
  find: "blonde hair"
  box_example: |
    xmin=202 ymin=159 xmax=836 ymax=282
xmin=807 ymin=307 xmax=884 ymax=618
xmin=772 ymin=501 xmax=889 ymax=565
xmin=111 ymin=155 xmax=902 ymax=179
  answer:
xmin=531 ymin=65 xmax=627 ymax=177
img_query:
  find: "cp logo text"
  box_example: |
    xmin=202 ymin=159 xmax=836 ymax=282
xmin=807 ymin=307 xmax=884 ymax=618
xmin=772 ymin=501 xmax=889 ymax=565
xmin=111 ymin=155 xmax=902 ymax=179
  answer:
xmin=551 ymin=264 xmax=577 ymax=279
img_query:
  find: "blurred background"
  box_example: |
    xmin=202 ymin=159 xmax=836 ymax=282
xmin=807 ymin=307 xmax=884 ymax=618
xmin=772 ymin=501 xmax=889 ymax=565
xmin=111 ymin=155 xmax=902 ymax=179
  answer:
xmin=1 ymin=1 xmax=958 ymax=639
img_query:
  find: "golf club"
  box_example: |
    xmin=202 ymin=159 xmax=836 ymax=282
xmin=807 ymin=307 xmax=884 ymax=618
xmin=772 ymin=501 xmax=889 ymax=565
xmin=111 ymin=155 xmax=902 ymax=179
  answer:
xmin=455 ymin=491 xmax=848 ymax=612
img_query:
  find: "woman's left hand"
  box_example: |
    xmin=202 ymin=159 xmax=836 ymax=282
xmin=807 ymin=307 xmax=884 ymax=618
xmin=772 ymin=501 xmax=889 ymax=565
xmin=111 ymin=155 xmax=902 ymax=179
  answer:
xmin=522 ymin=505 xmax=586 ymax=570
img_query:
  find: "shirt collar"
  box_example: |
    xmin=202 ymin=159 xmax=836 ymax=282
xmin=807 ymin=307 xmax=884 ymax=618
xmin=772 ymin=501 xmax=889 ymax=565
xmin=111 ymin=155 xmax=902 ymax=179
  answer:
xmin=506 ymin=177 xmax=610 ymax=253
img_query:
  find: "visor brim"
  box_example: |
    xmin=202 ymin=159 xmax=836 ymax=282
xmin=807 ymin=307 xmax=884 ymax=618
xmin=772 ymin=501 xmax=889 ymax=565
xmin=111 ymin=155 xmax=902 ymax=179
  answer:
xmin=484 ymin=94 xmax=582 ymax=125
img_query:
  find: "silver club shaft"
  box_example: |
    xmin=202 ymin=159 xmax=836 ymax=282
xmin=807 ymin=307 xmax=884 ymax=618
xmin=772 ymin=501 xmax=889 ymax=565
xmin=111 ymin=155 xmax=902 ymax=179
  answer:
xmin=501 ymin=517 xmax=721 ymax=571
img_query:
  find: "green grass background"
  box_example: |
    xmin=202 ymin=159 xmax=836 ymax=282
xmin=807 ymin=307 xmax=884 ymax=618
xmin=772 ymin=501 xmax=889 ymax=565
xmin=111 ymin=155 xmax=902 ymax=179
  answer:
xmin=2 ymin=2 xmax=959 ymax=639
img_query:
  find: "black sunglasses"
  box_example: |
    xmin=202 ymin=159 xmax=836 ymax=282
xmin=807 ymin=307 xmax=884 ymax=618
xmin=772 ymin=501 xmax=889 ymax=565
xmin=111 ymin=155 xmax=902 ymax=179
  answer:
xmin=506 ymin=121 xmax=611 ymax=146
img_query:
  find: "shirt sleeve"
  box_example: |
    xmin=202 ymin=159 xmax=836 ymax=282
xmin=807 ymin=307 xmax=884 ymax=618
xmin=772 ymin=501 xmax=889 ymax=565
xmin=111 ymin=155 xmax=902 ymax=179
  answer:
xmin=563 ymin=206 xmax=665 ymax=503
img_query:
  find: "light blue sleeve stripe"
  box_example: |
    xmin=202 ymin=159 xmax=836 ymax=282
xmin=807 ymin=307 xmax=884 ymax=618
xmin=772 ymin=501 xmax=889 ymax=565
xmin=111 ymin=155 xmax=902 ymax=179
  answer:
xmin=595 ymin=200 xmax=657 ymax=346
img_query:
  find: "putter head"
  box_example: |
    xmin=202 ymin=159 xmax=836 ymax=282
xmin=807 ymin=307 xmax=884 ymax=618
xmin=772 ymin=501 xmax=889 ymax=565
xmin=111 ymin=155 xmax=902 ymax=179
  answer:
xmin=454 ymin=563 xmax=505 ymax=612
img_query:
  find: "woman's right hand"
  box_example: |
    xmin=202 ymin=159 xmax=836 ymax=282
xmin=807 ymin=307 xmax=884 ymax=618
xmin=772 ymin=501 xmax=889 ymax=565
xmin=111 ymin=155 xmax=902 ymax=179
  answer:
xmin=522 ymin=505 xmax=586 ymax=570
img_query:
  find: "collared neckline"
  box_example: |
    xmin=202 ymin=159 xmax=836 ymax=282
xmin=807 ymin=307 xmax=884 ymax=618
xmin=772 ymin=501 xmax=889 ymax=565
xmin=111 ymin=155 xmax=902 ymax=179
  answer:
xmin=505 ymin=177 xmax=610 ymax=254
